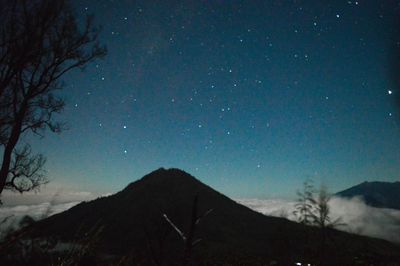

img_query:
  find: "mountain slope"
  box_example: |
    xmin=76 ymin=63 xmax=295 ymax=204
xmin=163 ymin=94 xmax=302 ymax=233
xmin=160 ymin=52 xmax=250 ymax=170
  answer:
xmin=336 ymin=181 xmax=400 ymax=210
xmin=15 ymin=169 xmax=400 ymax=265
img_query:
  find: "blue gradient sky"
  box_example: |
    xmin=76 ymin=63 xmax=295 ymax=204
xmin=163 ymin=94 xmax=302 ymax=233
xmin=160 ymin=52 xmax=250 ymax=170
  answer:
xmin=24 ymin=0 xmax=400 ymax=199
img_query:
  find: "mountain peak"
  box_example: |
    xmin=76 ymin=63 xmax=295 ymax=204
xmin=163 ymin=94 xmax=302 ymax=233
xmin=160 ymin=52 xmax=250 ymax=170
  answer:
xmin=23 ymin=169 xmax=400 ymax=265
xmin=121 ymin=167 xmax=205 ymax=195
xmin=141 ymin=167 xmax=195 ymax=181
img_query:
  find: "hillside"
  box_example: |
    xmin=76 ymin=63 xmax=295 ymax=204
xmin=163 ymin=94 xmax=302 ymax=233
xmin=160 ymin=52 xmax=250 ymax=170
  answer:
xmin=336 ymin=181 xmax=400 ymax=210
xmin=4 ymin=168 xmax=400 ymax=265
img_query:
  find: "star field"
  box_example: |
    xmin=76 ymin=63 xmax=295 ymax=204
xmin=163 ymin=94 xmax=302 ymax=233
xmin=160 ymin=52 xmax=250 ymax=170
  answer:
xmin=28 ymin=0 xmax=400 ymax=198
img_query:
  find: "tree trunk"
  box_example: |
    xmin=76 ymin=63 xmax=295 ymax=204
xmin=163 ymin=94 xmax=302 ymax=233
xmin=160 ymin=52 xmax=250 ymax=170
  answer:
xmin=0 ymin=103 xmax=27 ymax=194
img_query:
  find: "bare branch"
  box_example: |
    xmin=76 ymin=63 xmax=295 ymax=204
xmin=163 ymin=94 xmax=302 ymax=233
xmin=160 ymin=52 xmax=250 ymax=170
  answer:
xmin=4 ymin=145 xmax=47 ymax=193
xmin=0 ymin=0 xmax=106 ymax=195
xmin=162 ymin=213 xmax=186 ymax=242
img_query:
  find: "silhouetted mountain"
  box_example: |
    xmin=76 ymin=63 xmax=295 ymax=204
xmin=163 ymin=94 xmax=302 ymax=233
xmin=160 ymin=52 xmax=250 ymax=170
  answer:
xmin=9 ymin=169 xmax=400 ymax=265
xmin=336 ymin=181 xmax=400 ymax=210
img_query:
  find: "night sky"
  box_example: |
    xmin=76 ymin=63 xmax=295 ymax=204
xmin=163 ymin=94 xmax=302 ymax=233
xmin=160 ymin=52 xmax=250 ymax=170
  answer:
xmin=26 ymin=0 xmax=400 ymax=199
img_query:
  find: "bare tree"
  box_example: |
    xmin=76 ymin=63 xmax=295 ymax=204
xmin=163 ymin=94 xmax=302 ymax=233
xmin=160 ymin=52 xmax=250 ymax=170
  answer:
xmin=293 ymin=179 xmax=316 ymax=225
xmin=0 ymin=0 xmax=106 ymax=195
xmin=311 ymin=185 xmax=345 ymax=265
xmin=311 ymin=185 xmax=344 ymax=229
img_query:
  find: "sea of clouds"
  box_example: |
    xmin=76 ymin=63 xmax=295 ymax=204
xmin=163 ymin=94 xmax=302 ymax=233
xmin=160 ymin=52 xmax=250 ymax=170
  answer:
xmin=1 ymin=193 xmax=400 ymax=243
xmin=237 ymin=196 xmax=400 ymax=243
xmin=0 ymin=189 xmax=100 ymax=239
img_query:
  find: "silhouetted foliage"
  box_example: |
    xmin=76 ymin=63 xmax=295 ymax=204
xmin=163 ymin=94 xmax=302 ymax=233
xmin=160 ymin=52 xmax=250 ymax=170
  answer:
xmin=312 ymin=185 xmax=345 ymax=229
xmin=293 ymin=179 xmax=316 ymax=225
xmin=0 ymin=0 xmax=106 ymax=195
xmin=12 ymin=168 xmax=398 ymax=265
xmin=311 ymin=185 xmax=346 ymax=266
xmin=0 ymin=216 xmax=104 ymax=266
xmin=294 ymin=181 xmax=344 ymax=230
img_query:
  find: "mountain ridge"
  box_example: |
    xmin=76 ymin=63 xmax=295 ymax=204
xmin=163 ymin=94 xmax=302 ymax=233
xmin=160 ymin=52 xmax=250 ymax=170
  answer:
xmin=9 ymin=168 xmax=400 ymax=265
xmin=336 ymin=181 xmax=400 ymax=210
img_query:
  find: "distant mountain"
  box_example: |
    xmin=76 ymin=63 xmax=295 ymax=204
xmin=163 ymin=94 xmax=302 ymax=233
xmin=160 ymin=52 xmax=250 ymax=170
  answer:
xmin=336 ymin=181 xmax=400 ymax=210
xmin=6 ymin=169 xmax=400 ymax=265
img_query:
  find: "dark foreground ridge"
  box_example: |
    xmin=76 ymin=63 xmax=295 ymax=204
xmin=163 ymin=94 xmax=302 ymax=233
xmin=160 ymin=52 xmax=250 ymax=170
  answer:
xmin=336 ymin=181 xmax=400 ymax=210
xmin=3 ymin=168 xmax=400 ymax=265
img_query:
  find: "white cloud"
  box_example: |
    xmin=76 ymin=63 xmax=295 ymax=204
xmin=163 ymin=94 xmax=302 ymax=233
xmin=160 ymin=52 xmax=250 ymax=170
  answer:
xmin=2 ymin=194 xmax=399 ymax=244
xmin=237 ymin=197 xmax=400 ymax=243
xmin=0 ymin=189 xmax=100 ymax=206
xmin=0 ymin=188 xmax=112 ymax=240
xmin=0 ymin=201 xmax=80 ymax=239
xmin=237 ymin=198 xmax=297 ymax=219
xmin=328 ymin=196 xmax=400 ymax=242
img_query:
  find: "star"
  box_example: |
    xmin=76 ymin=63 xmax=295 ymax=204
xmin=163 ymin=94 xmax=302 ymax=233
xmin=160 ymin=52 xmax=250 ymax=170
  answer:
xmin=24 ymin=0 xmax=400 ymax=209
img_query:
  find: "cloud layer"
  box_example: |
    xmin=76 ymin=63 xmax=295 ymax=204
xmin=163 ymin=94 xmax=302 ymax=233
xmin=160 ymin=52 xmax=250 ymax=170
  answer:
xmin=237 ymin=196 xmax=400 ymax=243
xmin=0 ymin=201 xmax=80 ymax=239
xmin=1 ymin=189 xmax=99 ymax=206
xmin=0 ymin=189 xmax=102 ymax=239
xmin=2 ymin=195 xmax=400 ymax=243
